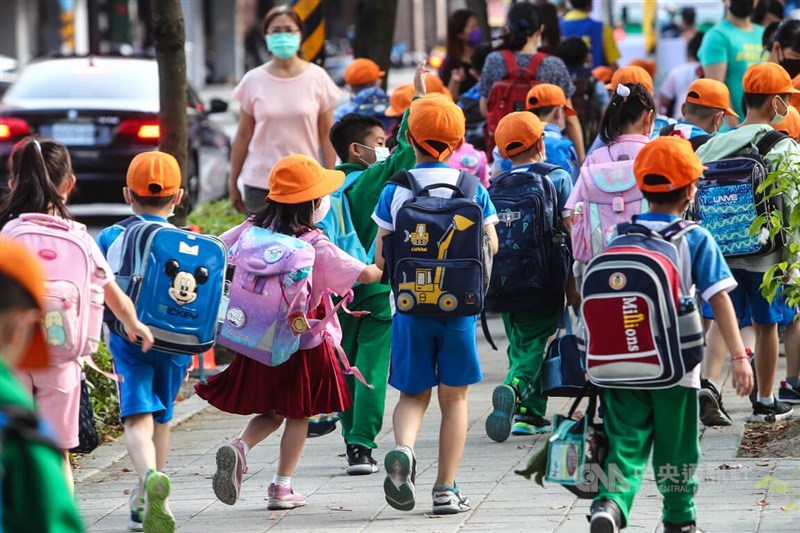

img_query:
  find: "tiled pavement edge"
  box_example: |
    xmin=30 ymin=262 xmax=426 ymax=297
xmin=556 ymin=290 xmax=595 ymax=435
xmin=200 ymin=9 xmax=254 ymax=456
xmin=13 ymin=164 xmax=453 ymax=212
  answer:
xmin=76 ymin=315 xmax=799 ymax=532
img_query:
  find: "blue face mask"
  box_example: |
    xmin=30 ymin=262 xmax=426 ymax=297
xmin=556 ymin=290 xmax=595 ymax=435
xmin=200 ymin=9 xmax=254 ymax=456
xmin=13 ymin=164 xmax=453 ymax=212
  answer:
xmin=266 ymin=33 xmax=301 ymax=60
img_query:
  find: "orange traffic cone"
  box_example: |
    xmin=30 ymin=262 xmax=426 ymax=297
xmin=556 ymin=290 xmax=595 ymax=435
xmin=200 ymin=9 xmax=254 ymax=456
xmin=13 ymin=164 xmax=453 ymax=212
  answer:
xmin=191 ymin=348 xmax=218 ymax=382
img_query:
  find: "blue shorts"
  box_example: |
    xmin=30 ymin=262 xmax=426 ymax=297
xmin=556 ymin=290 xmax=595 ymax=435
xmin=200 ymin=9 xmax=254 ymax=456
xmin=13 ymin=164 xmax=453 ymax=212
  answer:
xmin=701 ymin=300 xmax=752 ymax=328
xmin=725 ymin=269 xmax=785 ymax=325
xmin=110 ymin=333 xmax=192 ymax=424
xmin=389 ymin=314 xmax=483 ymax=394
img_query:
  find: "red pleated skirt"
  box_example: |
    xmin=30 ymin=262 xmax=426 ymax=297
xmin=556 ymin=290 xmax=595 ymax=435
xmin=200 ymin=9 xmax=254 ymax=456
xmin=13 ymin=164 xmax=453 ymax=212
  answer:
xmin=195 ymin=330 xmax=353 ymax=419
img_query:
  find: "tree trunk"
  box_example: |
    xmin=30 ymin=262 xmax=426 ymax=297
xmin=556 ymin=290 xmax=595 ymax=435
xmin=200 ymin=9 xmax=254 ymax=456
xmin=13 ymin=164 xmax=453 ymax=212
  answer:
xmin=150 ymin=0 xmax=189 ymax=224
xmin=465 ymin=0 xmax=490 ymax=45
xmin=352 ymin=0 xmax=398 ymax=88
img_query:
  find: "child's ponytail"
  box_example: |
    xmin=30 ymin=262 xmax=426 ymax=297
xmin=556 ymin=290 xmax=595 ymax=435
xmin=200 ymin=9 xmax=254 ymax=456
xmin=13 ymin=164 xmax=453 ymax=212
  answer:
xmin=598 ymin=83 xmax=656 ymax=145
xmin=0 ymin=137 xmax=73 ymax=228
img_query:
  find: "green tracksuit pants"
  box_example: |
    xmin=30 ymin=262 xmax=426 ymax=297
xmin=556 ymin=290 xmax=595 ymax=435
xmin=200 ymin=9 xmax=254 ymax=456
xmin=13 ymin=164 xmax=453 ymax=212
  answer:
xmin=501 ymin=306 xmax=558 ymax=416
xmin=596 ymin=386 xmax=700 ymax=526
xmin=338 ymin=293 xmax=392 ymax=449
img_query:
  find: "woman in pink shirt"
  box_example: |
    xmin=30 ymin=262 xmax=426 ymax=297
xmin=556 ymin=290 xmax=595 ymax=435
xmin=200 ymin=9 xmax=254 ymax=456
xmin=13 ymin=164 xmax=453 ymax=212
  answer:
xmin=229 ymin=6 xmax=342 ymax=214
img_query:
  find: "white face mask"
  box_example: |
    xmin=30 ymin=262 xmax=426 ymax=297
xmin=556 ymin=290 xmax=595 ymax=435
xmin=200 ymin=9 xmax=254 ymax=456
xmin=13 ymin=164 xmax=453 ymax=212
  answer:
xmin=771 ymin=96 xmax=789 ymax=125
xmin=312 ymin=195 xmax=331 ymax=224
xmin=356 ymin=143 xmax=390 ymax=166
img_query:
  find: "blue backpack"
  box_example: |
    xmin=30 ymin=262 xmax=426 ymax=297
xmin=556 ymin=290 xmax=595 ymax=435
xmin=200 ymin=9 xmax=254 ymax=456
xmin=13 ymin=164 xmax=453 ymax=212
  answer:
xmin=107 ymin=217 xmax=228 ymax=355
xmin=316 ymin=170 xmax=373 ymax=264
xmin=543 ymin=132 xmax=579 ymax=182
xmin=382 ymin=170 xmax=485 ymax=317
xmin=485 ymin=163 xmax=570 ymax=313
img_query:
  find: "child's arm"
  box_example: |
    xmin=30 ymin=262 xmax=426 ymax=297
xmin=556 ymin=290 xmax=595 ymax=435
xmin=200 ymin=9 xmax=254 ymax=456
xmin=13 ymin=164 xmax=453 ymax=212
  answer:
xmin=358 ymin=264 xmax=383 ymax=284
xmin=104 ymin=281 xmax=155 ymax=352
xmin=709 ymin=290 xmax=753 ymax=397
xmin=374 ymin=227 xmax=391 ymax=272
xmin=484 ymin=223 xmax=499 ymax=255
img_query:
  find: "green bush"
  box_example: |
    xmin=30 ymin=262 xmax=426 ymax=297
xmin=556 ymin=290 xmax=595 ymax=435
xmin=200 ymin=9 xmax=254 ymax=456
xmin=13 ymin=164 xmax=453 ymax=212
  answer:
xmin=187 ymin=199 xmax=246 ymax=236
xmin=86 ymin=342 xmax=122 ymax=440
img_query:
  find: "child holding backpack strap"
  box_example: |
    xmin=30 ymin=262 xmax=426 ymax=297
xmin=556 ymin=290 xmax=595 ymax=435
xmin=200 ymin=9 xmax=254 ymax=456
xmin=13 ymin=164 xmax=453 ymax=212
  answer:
xmin=566 ymin=82 xmax=655 ymax=268
xmin=0 ymin=137 xmax=153 ymax=495
xmin=584 ymin=137 xmax=753 ymax=533
xmin=197 ymin=155 xmax=382 ymax=511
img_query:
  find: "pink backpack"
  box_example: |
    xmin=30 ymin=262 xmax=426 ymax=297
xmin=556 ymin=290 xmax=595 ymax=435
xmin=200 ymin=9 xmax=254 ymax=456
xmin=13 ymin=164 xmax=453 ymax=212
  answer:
xmin=217 ymin=226 xmax=371 ymax=386
xmin=3 ymin=214 xmax=105 ymax=364
xmin=571 ymin=151 xmax=648 ymax=264
xmin=450 ymin=142 xmax=489 ymax=188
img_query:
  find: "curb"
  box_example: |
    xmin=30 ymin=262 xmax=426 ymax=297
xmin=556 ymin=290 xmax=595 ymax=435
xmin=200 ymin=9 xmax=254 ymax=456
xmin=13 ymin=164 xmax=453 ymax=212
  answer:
xmin=73 ymin=394 xmax=210 ymax=484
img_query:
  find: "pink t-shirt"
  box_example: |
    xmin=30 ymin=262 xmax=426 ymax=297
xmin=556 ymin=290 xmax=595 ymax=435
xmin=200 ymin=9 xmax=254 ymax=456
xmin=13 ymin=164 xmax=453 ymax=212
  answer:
xmin=565 ymin=134 xmax=650 ymax=211
xmin=234 ymin=63 xmax=342 ymax=189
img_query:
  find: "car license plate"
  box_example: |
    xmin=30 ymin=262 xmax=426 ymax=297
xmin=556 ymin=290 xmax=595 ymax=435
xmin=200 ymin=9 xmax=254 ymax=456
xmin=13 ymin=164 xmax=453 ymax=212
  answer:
xmin=52 ymin=123 xmax=96 ymax=146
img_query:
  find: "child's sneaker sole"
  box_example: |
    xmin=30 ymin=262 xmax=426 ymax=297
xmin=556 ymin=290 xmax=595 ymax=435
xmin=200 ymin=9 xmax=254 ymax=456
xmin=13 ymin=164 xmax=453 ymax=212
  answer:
xmin=267 ymin=499 xmax=307 ymax=510
xmin=511 ymin=421 xmax=552 ymax=435
xmin=213 ymin=445 xmax=240 ymax=505
xmin=486 ymin=384 xmax=516 ymax=442
xmin=143 ymin=472 xmax=175 ymax=533
xmin=383 ymin=449 xmax=415 ymax=511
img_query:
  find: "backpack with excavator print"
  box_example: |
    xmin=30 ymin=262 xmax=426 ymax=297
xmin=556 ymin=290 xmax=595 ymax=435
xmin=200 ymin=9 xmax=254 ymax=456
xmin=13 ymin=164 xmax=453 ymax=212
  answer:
xmin=381 ymin=170 xmax=485 ymax=317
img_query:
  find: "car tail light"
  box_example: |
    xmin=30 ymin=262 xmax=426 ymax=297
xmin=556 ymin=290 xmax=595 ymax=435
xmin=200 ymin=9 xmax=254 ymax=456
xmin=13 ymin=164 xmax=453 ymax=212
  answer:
xmin=118 ymin=118 xmax=160 ymax=142
xmin=0 ymin=117 xmax=31 ymax=141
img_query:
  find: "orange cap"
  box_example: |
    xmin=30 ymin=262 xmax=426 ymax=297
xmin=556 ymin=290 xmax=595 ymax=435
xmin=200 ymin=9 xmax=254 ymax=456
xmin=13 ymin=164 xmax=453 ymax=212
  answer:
xmin=591 ymin=65 xmax=614 ymax=84
xmin=634 ymin=136 xmax=706 ymax=193
xmin=684 ymin=78 xmax=739 ymax=118
xmin=344 ymin=58 xmax=386 ymax=86
xmin=407 ymin=93 xmax=466 ymax=161
xmin=386 ymin=83 xmax=415 ymax=117
xmin=605 ymin=65 xmax=654 ymax=93
xmin=494 ymin=111 xmax=545 ymax=159
xmin=266 ymin=154 xmax=345 ymax=204
xmin=526 ymin=83 xmax=574 ymax=110
xmin=774 ymin=105 xmax=800 ymax=139
xmin=126 ymin=151 xmax=181 ymax=197
xmin=628 ymin=58 xmax=657 ymax=79
xmin=424 ymin=74 xmax=453 ymax=101
xmin=0 ymin=238 xmax=50 ymax=370
xmin=790 ymin=75 xmax=800 ymax=108
xmin=743 ymin=62 xmax=800 ymax=95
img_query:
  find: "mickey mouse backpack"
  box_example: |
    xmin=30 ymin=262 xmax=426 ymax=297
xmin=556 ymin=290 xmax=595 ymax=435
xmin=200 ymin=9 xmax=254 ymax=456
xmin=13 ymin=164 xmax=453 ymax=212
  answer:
xmin=107 ymin=216 xmax=228 ymax=355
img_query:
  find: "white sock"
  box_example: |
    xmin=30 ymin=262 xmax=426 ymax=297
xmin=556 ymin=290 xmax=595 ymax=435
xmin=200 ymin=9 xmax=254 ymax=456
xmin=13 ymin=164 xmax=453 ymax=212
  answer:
xmin=757 ymin=395 xmax=775 ymax=406
xmin=273 ymin=474 xmax=291 ymax=486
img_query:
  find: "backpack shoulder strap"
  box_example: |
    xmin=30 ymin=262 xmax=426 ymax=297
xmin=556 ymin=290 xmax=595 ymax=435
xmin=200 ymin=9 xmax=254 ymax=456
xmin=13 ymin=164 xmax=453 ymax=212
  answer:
xmin=454 ymin=170 xmax=479 ymax=201
xmin=501 ymin=49 xmax=519 ymax=78
xmin=525 ymin=52 xmax=547 ymax=78
xmin=528 ymin=162 xmax=560 ymax=176
xmin=387 ymin=170 xmax=423 ymax=196
xmin=756 ymin=130 xmax=788 ymax=157
xmin=659 ymin=219 xmax=698 ymax=241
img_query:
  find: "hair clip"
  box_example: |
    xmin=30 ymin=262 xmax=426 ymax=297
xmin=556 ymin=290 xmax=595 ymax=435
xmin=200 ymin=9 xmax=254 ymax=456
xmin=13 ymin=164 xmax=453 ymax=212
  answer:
xmin=615 ymin=84 xmax=631 ymax=102
xmin=32 ymin=139 xmax=43 ymax=153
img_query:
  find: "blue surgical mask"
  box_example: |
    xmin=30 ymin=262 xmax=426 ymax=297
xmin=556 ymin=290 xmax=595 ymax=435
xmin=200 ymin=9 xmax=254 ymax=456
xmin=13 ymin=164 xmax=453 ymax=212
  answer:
xmin=266 ymin=33 xmax=301 ymax=60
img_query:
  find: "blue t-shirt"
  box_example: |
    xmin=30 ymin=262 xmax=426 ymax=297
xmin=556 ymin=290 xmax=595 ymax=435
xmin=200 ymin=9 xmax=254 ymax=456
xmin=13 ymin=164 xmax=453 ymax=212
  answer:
xmin=509 ymin=163 xmax=573 ymax=217
xmin=634 ymin=213 xmax=736 ymax=303
xmin=372 ymin=162 xmax=498 ymax=230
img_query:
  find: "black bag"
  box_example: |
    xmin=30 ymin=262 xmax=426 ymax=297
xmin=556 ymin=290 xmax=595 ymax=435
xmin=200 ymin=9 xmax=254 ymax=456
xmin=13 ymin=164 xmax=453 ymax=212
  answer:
xmin=69 ymin=373 xmax=100 ymax=454
xmin=542 ymin=306 xmax=587 ymax=397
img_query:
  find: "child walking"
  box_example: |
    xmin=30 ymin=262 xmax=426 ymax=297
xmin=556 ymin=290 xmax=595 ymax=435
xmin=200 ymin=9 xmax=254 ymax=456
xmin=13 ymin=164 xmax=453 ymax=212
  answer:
xmin=95 ymin=151 xmax=194 ymax=532
xmin=197 ymin=154 xmax=382 ymax=509
xmin=373 ymin=94 xmax=499 ymax=514
xmin=0 ymin=137 xmax=153 ymax=495
xmin=0 ymin=238 xmax=83 ymax=533
xmin=587 ymin=136 xmax=754 ymax=533
xmin=484 ymin=111 xmax=573 ymax=442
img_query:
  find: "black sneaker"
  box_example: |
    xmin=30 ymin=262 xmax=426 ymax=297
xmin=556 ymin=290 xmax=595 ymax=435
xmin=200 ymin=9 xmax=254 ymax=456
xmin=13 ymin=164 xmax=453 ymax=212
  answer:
xmin=698 ymin=379 xmax=732 ymax=427
xmin=778 ymin=381 xmax=800 ymax=405
xmin=511 ymin=409 xmax=552 ymax=435
xmin=588 ymin=498 xmax=622 ymax=533
xmin=749 ymin=396 xmax=794 ymax=422
xmin=664 ymin=521 xmax=703 ymax=533
xmin=346 ymin=444 xmax=379 ymax=475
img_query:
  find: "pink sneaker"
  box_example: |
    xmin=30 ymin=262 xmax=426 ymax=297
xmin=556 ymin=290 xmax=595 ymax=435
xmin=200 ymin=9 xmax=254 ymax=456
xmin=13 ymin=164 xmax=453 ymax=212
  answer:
xmin=213 ymin=439 xmax=247 ymax=505
xmin=267 ymin=483 xmax=307 ymax=510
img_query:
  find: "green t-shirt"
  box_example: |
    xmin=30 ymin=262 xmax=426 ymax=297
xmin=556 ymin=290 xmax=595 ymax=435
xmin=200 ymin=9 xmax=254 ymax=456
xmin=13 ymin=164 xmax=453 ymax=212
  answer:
xmin=698 ymin=20 xmax=764 ymax=118
xmin=1 ymin=359 xmax=84 ymax=532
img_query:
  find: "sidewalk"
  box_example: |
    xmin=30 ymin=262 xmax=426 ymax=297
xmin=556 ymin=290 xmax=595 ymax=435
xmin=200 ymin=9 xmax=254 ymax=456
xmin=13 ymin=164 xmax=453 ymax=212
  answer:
xmin=76 ymin=316 xmax=799 ymax=532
